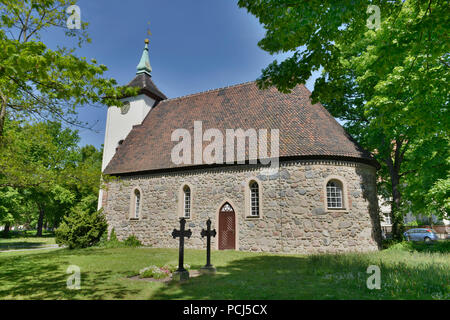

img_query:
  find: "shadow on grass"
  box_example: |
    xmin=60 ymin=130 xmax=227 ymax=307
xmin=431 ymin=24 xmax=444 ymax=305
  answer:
xmin=0 ymin=230 xmax=55 ymax=239
xmin=151 ymin=253 xmax=450 ymax=300
xmin=0 ymin=249 xmax=140 ymax=299
xmin=0 ymin=241 xmax=51 ymax=250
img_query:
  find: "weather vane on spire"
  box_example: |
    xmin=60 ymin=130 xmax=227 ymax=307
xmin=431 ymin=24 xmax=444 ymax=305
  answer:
xmin=146 ymin=21 xmax=152 ymax=39
xmin=137 ymin=21 xmax=152 ymax=75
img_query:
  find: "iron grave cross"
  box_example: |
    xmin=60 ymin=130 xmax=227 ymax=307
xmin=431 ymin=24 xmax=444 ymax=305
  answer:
xmin=200 ymin=218 xmax=217 ymax=273
xmin=171 ymin=217 xmax=192 ymax=280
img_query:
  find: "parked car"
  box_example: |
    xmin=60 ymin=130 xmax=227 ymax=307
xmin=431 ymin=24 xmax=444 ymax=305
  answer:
xmin=403 ymin=228 xmax=439 ymax=242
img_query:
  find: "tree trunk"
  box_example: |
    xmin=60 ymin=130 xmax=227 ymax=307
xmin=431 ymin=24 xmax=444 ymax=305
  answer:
xmin=2 ymin=221 xmax=10 ymax=237
xmin=385 ymin=138 xmax=407 ymax=241
xmin=36 ymin=205 xmax=45 ymax=237
xmin=390 ymin=171 xmax=404 ymax=240
xmin=0 ymin=98 xmax=6 ymax=139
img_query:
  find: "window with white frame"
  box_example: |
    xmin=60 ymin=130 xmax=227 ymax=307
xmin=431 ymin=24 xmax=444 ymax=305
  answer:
xmin=134 ymin=189 xmax=141 ymax=218
xmin=250 ymin=181 xmax=260 ymax=217
xmin=326 ymin=180 xmax=344 ymax=209
xmin=183 ymin=186 xmax=191 ymax=218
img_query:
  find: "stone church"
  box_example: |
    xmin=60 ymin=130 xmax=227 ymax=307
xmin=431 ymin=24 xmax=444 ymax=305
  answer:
xmin=98 ymin=40 xmax=382 ymax=254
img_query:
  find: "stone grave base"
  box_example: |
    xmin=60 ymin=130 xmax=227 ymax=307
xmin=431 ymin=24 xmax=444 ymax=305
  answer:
xmin=172 ymin=270 xmax=190 ymax=281
xmin=200 ymin=266 xmax=216 ymax=274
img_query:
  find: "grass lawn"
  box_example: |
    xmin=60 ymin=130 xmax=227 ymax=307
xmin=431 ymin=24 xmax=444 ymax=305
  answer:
xmin=0 ymin=232 xmax=56 ymax=251
xmin=0 ymin=243 xmax=448 ymax=300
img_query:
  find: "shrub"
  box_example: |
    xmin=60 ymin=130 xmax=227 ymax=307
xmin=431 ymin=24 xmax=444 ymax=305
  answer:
xmin=381 ymin=238 xmax=403 ymax=250
xmin=405 ymin=220 xmax=419 ymax=227
xmin=109 ymin=228 xmax=118 ymax=242
xmin=55 ymin=207 xmax=107 ymax=249
xmin=162 ymin=263 xmax=190 ymax=272
xmin=385 ymin=240 xmax=450 ymax=253
xmin=97 ymin=228 xmax=118 ymax=247
xmin=163 ymin=264 xmax=178 ymax=273
xmin=139 ymin=265 xmax=170 ymax=279
xmin=96 ymin=230 xmax=144 ymax=248
xmin=138 ymin=263 xmax=191 ymax=279
xmin=123 ymin=235 xmax=142 ymax=247
xmin=97 ymin=228 xmax=109 ymax=246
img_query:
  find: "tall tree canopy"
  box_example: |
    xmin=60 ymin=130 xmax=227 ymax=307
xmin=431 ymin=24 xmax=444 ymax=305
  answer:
xmin=238 ymin=0 xmax=449 ymax=238
xmin=0 ymin=0 xmax=138 ymax=236
xmin=0 ymin=0 xmax=136 ymax=137
xmin=0 ymin=120 xmax=103 ymax=235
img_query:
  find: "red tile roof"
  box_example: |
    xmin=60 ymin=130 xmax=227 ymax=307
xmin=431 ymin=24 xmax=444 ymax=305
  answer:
xmin=104 ymin=82 xmax=377 ymax=175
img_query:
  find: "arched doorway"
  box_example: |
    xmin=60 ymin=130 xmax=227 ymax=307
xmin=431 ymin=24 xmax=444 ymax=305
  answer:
xmin=218 ymin=202 xmax=236 ymax=250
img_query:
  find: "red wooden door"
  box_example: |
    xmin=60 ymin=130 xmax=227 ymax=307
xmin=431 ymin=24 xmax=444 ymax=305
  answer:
xmin=218 ymin=203 xmax=236 ymax=250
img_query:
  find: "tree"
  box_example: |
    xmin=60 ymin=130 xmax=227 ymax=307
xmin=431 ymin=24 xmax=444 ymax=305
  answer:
xmin=400 ymin=136 xmax=449 ymax=220
xmin=0 ymin=120 xmax=79 ymax=235
xmin=55 ymin=206 xmax=107 ymax=249
xmin=0 ymin=0 xmax=136 ymax=236
xmin=0 ymin=0 xmax=137 ymax=138
xmin=238 ymin=0 xmax=449 ymax=239
xmin=0 ymin=187 xmax=23 ymax=236
xmin=425 ymin=177 xmax=449 ymax=220
xmin=0 ymin=120 xmax=104 ymax=236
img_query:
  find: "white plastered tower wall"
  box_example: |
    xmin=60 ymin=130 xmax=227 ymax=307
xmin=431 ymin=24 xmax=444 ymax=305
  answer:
xmin=97 ymin=94 xmax=155 ymax=210
xmin=98 ymin=38 xmax=162 ymax=210
xmin=101 ymin=94 xmax=155 ymax=172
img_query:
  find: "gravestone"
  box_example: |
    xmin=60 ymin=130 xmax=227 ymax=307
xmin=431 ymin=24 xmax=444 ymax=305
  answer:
xmin=171 ymin=217 xmax=192 ymax=281
xmin=200 ymin=218 xmax=217 ymax=274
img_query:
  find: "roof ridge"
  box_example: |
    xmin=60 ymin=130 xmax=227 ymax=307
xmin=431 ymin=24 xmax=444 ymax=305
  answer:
xmin=161 ymin=80 xmax=256 ymax=103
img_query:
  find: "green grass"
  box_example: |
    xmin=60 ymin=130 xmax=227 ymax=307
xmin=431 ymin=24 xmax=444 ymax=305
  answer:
xmin=387 ymin=240 xmax=450 ymax=253
xmin=0 ymin=244 xmax=448 ymax=300
xmin=0 ymin=233 xmax=56 ymax=251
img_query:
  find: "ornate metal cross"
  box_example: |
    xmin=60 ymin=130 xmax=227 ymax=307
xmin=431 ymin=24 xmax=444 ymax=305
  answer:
xmin=171 ymin=217 xmax=192 ymax=272
xmin=201 ymin=218 xmax=216 ymax=268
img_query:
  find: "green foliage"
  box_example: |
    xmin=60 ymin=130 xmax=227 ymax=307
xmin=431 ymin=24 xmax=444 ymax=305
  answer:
xmin=0 ymin=120 xmax=105 ymax=236
xmin=238 ymin=0 xmax=449 ymax=235
xmin=123 ymin=235 xmax=142 ymax=247
xmin=386 ymin=240 xmax=450 ymax=254
xmin=406 ymin=220 xmax=419 ymax=227
xmin=0 ymin=0 xmax=137 ymax=236
xmin=109 ymin=228 xmax=118 ymax=242
xmin=400 ymin=139 xmax=449 ymax=220
xmin=162 ymin=263 xmax=179 ymax=273
xmin=55 ymin=207 xmax=107 ymax=249
xmin=96 ymin=228 xmax=121 ymax=248
xmin=138 ymin=263 xmax=190 ymax=279
xmin=96 ymin=229 xmax=144 ymax=248
xmin=139 ymin=265 xmax=171 ymax=279
xmin=0 ymin=187 xmax=23 ymax=227
xmin=381 ymin=238 xmax=403 ymax=250
xmin=0 ymin=0 xmax=138 ymax=137
xmin=424 ymin=178 xmax=450 ymax=220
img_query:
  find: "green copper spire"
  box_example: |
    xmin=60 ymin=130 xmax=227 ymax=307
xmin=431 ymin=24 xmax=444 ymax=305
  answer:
xmin=136 ymin=39 xmax=152 ymax=75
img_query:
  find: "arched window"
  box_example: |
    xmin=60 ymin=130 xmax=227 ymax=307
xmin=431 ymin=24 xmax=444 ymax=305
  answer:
xmin=134 ymin=189 xmax=141 ymax=218
xmin=250 ymin=181 xmax=260 ymax=217
xmin=183 ymin=186 xmax=191 ymax=218
xmin=326 ymin=180 xmax=343 ymax=209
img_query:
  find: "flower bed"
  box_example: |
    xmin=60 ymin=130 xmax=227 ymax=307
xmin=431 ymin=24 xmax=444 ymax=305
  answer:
xmin=139 ymin=264 xmax=191 ymax=279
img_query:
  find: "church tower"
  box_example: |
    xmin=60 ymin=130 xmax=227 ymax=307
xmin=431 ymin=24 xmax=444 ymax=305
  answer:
xmin=98 ymin=39 xmax=166 ymax=209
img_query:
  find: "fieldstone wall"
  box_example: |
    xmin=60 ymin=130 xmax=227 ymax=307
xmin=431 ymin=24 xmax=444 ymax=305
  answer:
xmin=102 ymin=159 xmax=382 ymax=254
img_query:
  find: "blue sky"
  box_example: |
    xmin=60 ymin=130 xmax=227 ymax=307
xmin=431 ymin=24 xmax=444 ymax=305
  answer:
xmin=44 ymin=0 xmax=319 ymax=149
